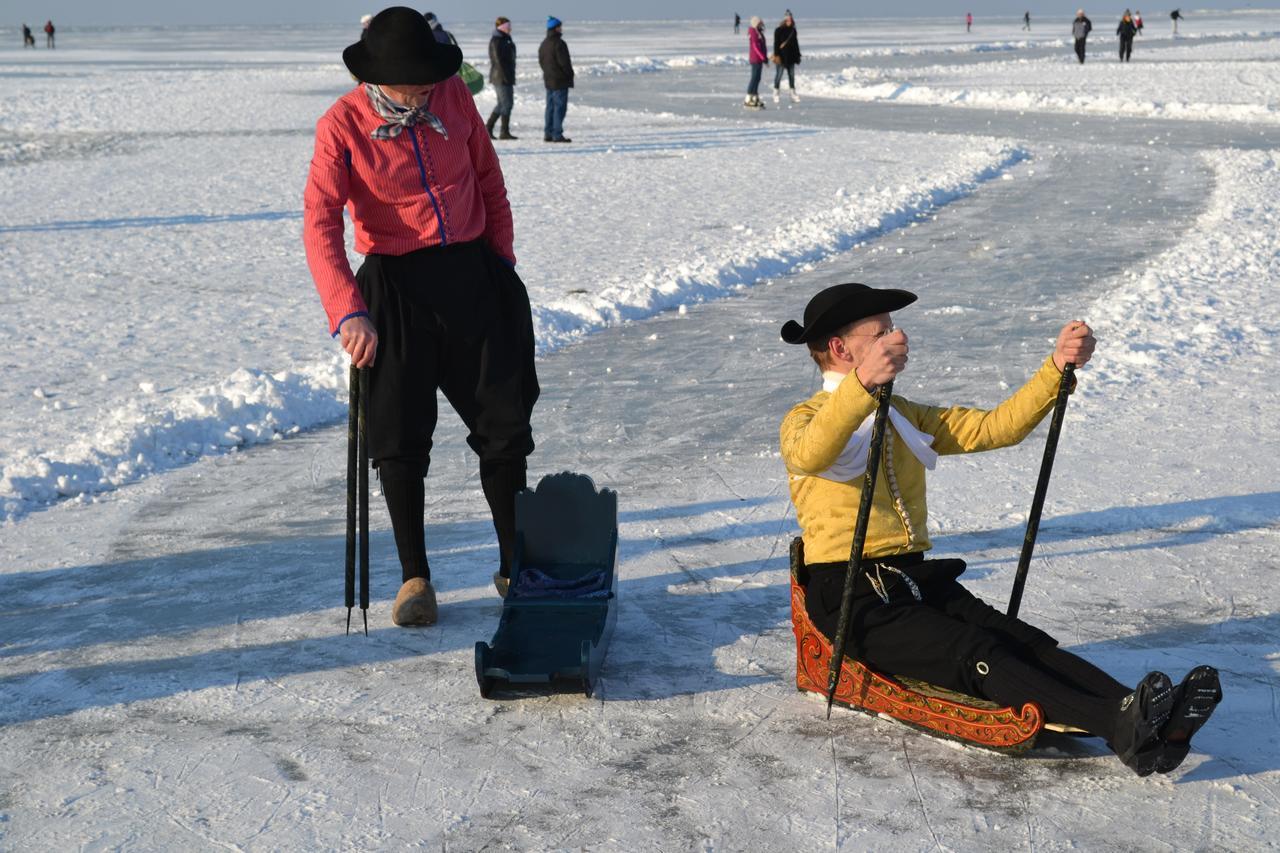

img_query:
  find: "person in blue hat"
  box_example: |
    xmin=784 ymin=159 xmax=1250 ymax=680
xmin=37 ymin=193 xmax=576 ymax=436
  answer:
xmin=538 ymin=16 xmax=574 ymax=142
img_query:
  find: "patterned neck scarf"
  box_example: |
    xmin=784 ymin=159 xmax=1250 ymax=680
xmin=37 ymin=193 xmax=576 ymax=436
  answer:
xmin=364 ymin=84 xmax=449 ymax=141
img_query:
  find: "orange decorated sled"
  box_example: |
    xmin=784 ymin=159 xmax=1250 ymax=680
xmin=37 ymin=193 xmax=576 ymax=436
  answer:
xmin=789 ymin=538 xmax=1046 ymax=753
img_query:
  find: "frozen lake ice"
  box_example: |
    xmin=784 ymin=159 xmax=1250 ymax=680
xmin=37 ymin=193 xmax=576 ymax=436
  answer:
xmin=1 ymin=12 xmax=1279 ymax=850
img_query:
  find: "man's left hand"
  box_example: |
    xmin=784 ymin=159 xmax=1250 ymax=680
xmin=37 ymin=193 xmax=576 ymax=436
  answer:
xmin=1054 ymin=320 xmax=1096 ymax=371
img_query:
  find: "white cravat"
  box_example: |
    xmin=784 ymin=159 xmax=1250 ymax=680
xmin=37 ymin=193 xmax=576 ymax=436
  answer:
xmin=813 ymin=371 xmax=938 ymax=481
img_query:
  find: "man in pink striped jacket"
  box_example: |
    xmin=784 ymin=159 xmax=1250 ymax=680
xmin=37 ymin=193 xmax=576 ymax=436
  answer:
xmin=304 ymin=7 xmax=539 ymax=626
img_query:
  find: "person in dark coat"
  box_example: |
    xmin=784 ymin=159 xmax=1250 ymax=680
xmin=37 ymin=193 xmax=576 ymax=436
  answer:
xmin=487 ymin=17 xmax=518 ymax=140
xmin=1170 ymin=8 xmax=1182 ymax=35
xmin=1072 ymin=9 xmax=1093 ymax=64
xmin=22 ymin=24 xmax=35 ymax=47
xmin=538 ymin=17 xmax=574 ymax=143
xmin=772 ymin=10 xmax=802 ymax=103
xmin=423 ymin=11 xmax=454 ymax=45
xmin=734 ymin=13 xmax=741 ymax=33
xmin=1117 ymin=11 xmax=1137 ymax=62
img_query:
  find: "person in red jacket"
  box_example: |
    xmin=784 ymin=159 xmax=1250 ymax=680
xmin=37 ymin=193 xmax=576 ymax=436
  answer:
xmin=744 ymin=16 xmax=768 ymax=109
xmin=303 ymin=6 xmax=539 ymax=625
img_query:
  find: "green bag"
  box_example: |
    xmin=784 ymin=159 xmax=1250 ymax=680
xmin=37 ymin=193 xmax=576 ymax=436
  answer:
xmin=459 ymin=62 xmax=484 ymax=96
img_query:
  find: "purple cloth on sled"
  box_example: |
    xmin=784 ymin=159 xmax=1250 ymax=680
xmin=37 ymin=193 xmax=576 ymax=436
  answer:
xmin=513 ymin=567 xmax=610 ymax=599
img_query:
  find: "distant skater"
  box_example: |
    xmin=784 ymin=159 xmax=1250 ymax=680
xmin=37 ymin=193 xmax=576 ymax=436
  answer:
xmin=735 ymin=13 xmax=741 ymax=34
xmin=1135 ymin=10 xmax=1144 ymax=33
xmin=424 ymin=11 xmax=454 ymax=45
xmin=966 ymin=12 xmax=973 ymax=33
xmin=1170 ymin=8 xmax=1182 ymax=35
xmin=744 ymin=16 xmax=767 ymax=109
xmin=1117 ymin=11 xmax=1137 ymax=62
xmin=22 ymin=24 xmax=35 ymax=47
xmin=1024 ymin=11 xmax=1031 ymax=31
xmin=487 ymin=16 xmax=518 ymax=140
xmin=43 ymin=20 xmax=54 ymax=48
xmin=1072 ymin=9 xmax=1093 ymax=64
xmin=772 ymin=10 xmax=802 ymax=104
xmin=539 ymin=16 xmax=574 ymax=142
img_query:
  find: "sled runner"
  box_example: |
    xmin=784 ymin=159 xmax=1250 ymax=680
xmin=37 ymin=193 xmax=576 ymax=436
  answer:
xmin=789 ymin=538 xmax=1046 ymax=752
xmin=475 ymin=473 xmax=618 ymax=699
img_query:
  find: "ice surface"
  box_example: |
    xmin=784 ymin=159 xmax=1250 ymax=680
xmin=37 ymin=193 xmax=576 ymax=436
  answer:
xmin=1 ymin=14 xmax=1279 ymax=851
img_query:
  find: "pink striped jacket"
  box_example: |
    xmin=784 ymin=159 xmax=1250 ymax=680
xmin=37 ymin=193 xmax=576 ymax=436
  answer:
xmin=303 ymin=76 xmax=515 ymax=335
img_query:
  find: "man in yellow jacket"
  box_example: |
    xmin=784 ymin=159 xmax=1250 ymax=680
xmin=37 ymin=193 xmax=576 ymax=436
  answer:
xmin=779 ymin=282 xmax=1220 ymax=776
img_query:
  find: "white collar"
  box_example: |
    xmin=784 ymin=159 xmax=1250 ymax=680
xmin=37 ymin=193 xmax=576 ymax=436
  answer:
xmin=810 ymin=371 xmax=939 ymax=479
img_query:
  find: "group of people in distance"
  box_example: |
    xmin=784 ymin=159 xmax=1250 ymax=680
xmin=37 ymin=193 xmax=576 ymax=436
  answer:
xmin=308 ymin=6 xmax=1224 ymax=777
xmin=1074 ymin=8 xmax=1189 ymax=63
xmin=358 ymin=10 xmax=576 ymax=143
xmin=743 ymin=10 xmax=802 ymax=110
xmin=20 ymin=21 xmax=54 ymax=48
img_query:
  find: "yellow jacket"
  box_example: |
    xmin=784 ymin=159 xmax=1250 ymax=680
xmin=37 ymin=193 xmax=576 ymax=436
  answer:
xmin=780 ymin=356 xmax=1069 ymax=564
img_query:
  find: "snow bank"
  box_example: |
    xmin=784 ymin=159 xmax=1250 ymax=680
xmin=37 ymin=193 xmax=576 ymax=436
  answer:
xmin=0 ymin=358 xmax=348 ymax=519
xmin=807 ymin=36 xmax=1280 ymax=125
xmin=1082 ymin=149 xmax=1280 ymax=393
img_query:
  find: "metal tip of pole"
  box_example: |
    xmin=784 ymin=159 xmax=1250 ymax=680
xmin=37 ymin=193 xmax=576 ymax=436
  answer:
xmin=346 ymin=608 xmax=352 ymax=636
xmin=825 ymin=699 xmax=834 ymax=720
xmin=362 ymin=609 xmax=368 ymax=637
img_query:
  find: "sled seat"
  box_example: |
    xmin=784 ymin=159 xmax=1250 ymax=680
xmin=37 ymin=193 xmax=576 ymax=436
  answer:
xmin=789 ymin=537 xmax=1044 ymax=753
xmin=476 ymin=473 xmax=618 ymax=699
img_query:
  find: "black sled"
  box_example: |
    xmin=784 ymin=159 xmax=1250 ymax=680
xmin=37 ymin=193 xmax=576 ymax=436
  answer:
xmin=475 ymin=472 xmax=618 ymax=699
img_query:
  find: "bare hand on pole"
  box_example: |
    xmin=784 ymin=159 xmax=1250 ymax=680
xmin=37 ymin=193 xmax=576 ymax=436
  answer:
xmin=1053 ymin=320 xmax=1095 ymax=372
xmin=340 ymin=315 xmax=379 ymax=368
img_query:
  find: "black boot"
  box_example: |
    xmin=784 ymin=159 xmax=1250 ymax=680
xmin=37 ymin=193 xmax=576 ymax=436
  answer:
xmin=1155 ymin=666 xmax=1222 ymax=773
xmin=480 ymin=461 xmax=527 ymax=579
xmin=1111 ymin=671 xmax=1175 ymax=776
xmin=498 ymin=114 xmax=518 ymax=140
xmin=378 ymin=458 xmax=430 ymax=583
xmin=485 ymin=111 xmax=498 ymax=139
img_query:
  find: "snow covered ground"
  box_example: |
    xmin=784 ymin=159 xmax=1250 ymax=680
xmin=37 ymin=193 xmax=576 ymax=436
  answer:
xmin=2 ymin=12 xmax=1280 ymax=850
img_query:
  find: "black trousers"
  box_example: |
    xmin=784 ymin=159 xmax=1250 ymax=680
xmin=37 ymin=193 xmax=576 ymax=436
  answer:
xmin=1119 ymin=36 xmax=1133 ymax=61
xmin=805 ymin=559 xmax=1131 ymax=741
xmin=1075 ymin=38 xmax=1088 ymax=63
xmin=357 ymin=240 xmax=539 ymax=581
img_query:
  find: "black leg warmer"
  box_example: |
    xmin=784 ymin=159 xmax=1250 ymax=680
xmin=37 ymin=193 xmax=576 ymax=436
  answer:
xmin=378 ymin=458 xmax=430 ymax=583
xmin=480 ymin=461 xmax=526 ymax=578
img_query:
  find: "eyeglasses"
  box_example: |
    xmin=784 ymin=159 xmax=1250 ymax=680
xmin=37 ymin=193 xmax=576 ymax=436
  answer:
xmin=843 ymin=325 xmax=898 ymax=340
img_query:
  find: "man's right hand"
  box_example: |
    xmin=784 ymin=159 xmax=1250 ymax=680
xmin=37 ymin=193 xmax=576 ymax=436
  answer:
xmin=340 ymin=316 xmax=378 ymax=368
xmin=855 ymin=329 xmax=909 ymax=390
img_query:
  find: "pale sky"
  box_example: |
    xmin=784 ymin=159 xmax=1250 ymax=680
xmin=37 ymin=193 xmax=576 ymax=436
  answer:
xmin=11 ymin=2 xmax=1280 ymax=26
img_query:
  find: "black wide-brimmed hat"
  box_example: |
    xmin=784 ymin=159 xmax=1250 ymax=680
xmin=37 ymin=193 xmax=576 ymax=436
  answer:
xmin=781 ymin=282 xmax=917 ymax=344
xmin=343 ymin=7 xmax=462 ymax=85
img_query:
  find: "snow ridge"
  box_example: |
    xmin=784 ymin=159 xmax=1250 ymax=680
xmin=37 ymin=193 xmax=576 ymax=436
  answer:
xmin=1082 ymin=149 xmax=1280 ymax=394
xmin=0 ymin=144 xmax=1028 ymax=523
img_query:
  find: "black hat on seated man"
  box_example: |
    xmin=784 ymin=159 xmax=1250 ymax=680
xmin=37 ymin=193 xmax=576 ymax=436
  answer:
xmin=780 ymin=282 xmax=917 ymax=345
xmin=343 ymin=6 xmax=462 ymax=84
